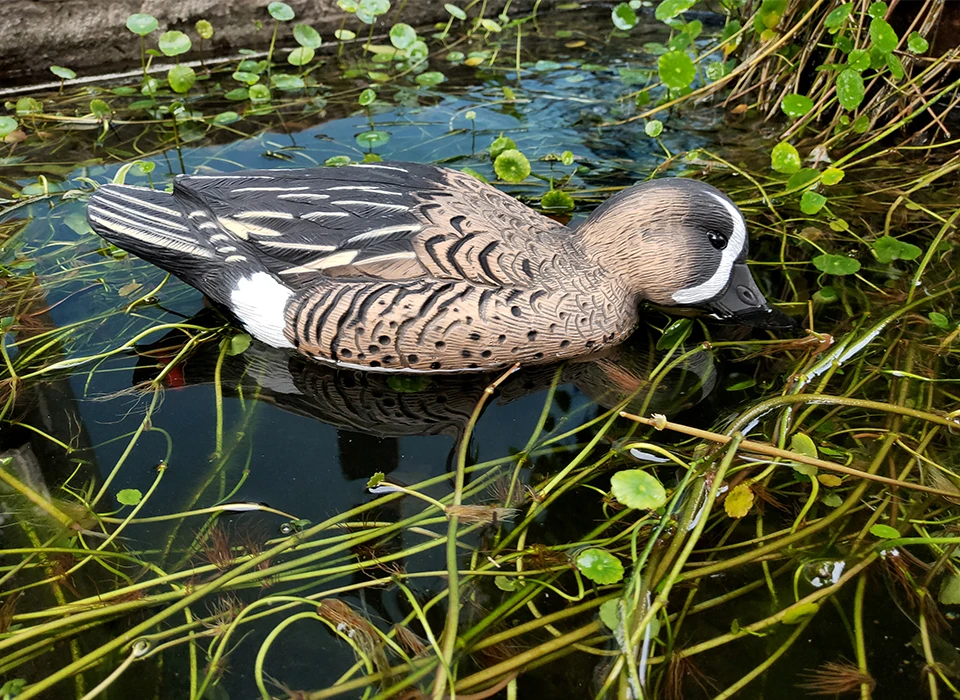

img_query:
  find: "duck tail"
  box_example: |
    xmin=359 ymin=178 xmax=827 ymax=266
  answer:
xmin=87 ymin=183 xmax=226 ymax=281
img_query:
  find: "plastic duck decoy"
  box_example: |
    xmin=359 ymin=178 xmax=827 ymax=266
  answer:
xmin=88 ymin=162 xmax=794 ymax=373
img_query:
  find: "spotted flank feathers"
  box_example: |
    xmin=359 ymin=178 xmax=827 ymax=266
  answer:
xmin=88 ymin=162 xmax=790 ymax=373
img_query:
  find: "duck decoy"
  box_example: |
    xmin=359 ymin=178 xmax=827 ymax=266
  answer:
xmin=88 ymin=162 xmax=794 ymax=373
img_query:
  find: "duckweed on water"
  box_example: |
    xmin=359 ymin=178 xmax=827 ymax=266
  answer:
xmin=1 ymin=1 xmax=960 ymax=698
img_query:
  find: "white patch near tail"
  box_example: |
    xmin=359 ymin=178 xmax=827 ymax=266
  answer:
xmin=229 ymin=273 xmax=294 ymax=349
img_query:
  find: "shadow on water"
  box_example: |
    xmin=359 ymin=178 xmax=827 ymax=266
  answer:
xmin=1 ymin=4 xmax=959 ymax=699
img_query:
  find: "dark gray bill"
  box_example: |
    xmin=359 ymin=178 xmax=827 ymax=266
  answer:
xmin=705 ymin=263 xmax=797 ymax=331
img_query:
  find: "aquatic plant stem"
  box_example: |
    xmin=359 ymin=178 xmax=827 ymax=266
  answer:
xmin=432 ymin=363 xmax=519 ymax=700
xmin=620 ymin=410 xmax=957 ymax=496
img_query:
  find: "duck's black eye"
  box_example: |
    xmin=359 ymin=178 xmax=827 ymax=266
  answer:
xmin=708 ymin=231 xmax=728 ymax=250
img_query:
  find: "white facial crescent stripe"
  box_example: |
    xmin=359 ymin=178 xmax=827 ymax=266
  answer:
xmin=671 ymin=192 xmax=747 ymax=305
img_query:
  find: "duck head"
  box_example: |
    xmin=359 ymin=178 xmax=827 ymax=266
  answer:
xmin=578 ymin=178 xmax=795 ymax=330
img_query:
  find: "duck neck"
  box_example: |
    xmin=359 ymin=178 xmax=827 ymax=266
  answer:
xmin=576 ymin=198 xmax=688 ymax=307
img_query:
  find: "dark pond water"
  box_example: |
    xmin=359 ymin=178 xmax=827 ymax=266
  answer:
xmin=2 ymin=5 xmax=957 ymax=700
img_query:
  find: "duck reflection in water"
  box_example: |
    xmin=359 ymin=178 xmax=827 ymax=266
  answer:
xmin=132 ymin=312 xmax=718 ymax=481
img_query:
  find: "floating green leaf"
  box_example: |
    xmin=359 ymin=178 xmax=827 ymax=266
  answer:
xmin=867 ymin=1 xmax=887 ymax=18
xmin=50 ymin=65 xmax=76 ymax=80
xmin=90 ymin=99 xmax=110 ymax=119
xmin=224 ymin=88 xmax=249 ymax=100
xmin=461 ymin=167 xmax=488 ymax=183
xmin=272 ymin=73 xmax=305 ymax=90
xmin=415 ymin=71 xmax=446 ymax=87
xmin=836 ymin=69 xmax=865 ymax=110
xmin=907 ymin=31 xmax=929 ymax=54
xmin=644 ymin=119 xmax=664 ymax=138
xmin=287 ymin=46 xmax=315 ymax=66
xmin=781 ymin=94 xmax=813 ymax=118
xmin=771 ymin=141 xmax=801 ymax=174
xmin=885 ymin=53 xmax=904 ymax=80
xmin=249 ymin=84 xmax=271 ymax=103
xmin=657 ymin=50 xmax=696 ymax=89
xmin=16 ymin=97 xmax=42 ymax=115
xmin=335 ymin=29 xmax=357 ymax=41
xmin=847 ymin=49 xmax=870 ymax=72
xmin=800 ymin=191 xmax=827 ymax=215
xmin=541 ymin=190 xmax=575 ymax=212
xmin=389 ymin=23 xmax=416 ymax=49
xmin=611 ymin=2 xmax=638 ymax=31
xmin=117 ymin=488 xmax=143 ymax=506
xmin=213 ymin=111 xmax=240 ymax=125
xmin=326 ymin=155 xmax=352 ymax=166
xmin=869 ymin=18 xmax=898 ymax=54
xmin=821 ymin=167 xmax=845 ymax=185
xmin=869 ymin=524 xmax=900 ymax=539
xmin=494 ymin=149 xmax=531 ymax=183
xmin=787 ymin=168 xmax=819 ymax=190
xmin=167 ymin=64 xmax=196 ymax=93
xmin=126 ymin=13 xmax=159 ymax=36
xmin=872 ymin=236 xmax=922 ymax=263
xmin=358 ymin=88 xmax=376 ymax=106
xmin=489 ymin=135 xmax=517 ymax=159
xmin=356 ymin=130 xmax=390 ymax=148
xmin=610 ymin=469 xmax=668 ymax=510
xmin=655 ymin=0 xmax=696 ymax=21
xmin=227 ymin=333 xmax=252 ymax=356
xmin=159 ymin=31 xmax=192 ymax=57
xmin=929 ymin=312 xmax=950 ymax=330
xmin=268 ymin=2 xmax=295 ymax=21
xmin=293 ymin=24 xmax=322 ymax=48
xmin=575 ymin=548 xmax=624 ymax=585
xmin=494 ymin=575 xmax=519 ymax=591
xmin=0 ymin=117 xmax=19 ymax=140
xmin=823 ymin=2 xmax=852 ymax=30
xmin=813 ymin=254 xmax=860 ymax=276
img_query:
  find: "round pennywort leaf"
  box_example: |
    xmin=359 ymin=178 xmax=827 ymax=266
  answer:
xmin=294 ymin=24 xmax=322 ymax=48
xmin=655 ymin=0 xmax=696 ymax=21
xmin=836 ymin=69 xmax=865 ymax=110
xmin=771 ymin=141 xmax=801 ymax=174
xmin=126 ymin=13 xmax=158 ymax=36
xmin=0 ymin=116 xmax=18 ymax=137
xmin=268 ymin=2 xmax=295 ymax=21
xmin=494 ymin=149 xmax=531 ymax=183
xmin=540 ymin=190 xmax=575 ymax=212
xmin=50 ymin=65 xmax=76 ymax=80
xmin=657 ymin=50 xmax=695 ymax=89
xmin=813 ymin=254 xmax=860 ymax=276
xmin=196 ymin=20 xmax=214 ymax=40
xmin=781 ymin=94 xmax=813 ymax=118
xmin=445 ymin=3 xmax=466 ymax=20
xmin=907 ymin=31 xmax=929 ymax=54
xmin=167 ymin=64 xmax=196 ymax=93
xmin=159 ymin=30 xmax=192 ymax=57
xmin=287 ymin=46 xmax=315 ymax=66
xmin=610 ymin=469 xmax=668 ymax=510
xmin=611 ymin=3 xmax=638 ymax=31
xmin=117 ymin=488 xmax=143 ymax=506
xmin=389 ymin=23 xmax=417 ymax=49
xmin=576 ymin=548 xmax=624 ymax=585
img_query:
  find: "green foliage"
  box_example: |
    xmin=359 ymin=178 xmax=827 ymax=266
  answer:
xmin=444 ymin=3 xmax=466 ymax=20
xmin=611 ymin=3 xmax=637 ymax=31
xmin=770 ymin=141 xmax=801 ymax=174
xmin=196 ymin=20 xmax=214 ymax=40
xmin=167 ymin=64 xmax=196 ymax=93
xmin=50 ymin=65 xmax=76 ymax=81
xmin=540 ymin=190 xmax=575 ymax=212
xmin=268 ymin=2 xmax=295 ymax=21
xmin=644 ymin=120 xmax=663 ymax=137
xmin=813 ymin=254 xmax=860 ymax=276
xmin=489 ymin=135 xmax=517 ymax=159
xmin=227 ymin=333 xmax=252 ymax=355
xmin=0 ymin=116 xmax=18 ymax=137
xmin=158 ymin=31 xmax=192 ymax=57
xmin=657 ymin=50 xmax=695 ymax=89
xmin=358 ymin=88 xmax=376 ymax=106
xmin=116 ymin=488 xmax=143 ymax=506
xmin=287 ymin=47 xmax=315 ymax=66
xmin=610 ymin=470 xmax=668 ymax=510
xmin=126 ymin=13 xmax=158 ymax=36
xmin=575 ymin=548 xmax=624 ymax=584
xmin=655 ymin=0 xmax=696 ymax=21
xmin=781 ymin=94 xmax=813 ymax=118
xmin=872 ymin=236 xmax=921 ymax=263
xmin=294 ymin=24 xmax=322 ymax=48
xmin=389 ymin=23 xmax=417 ymax=49
xmin=494 ymin=149 xmax=531 ymax=183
